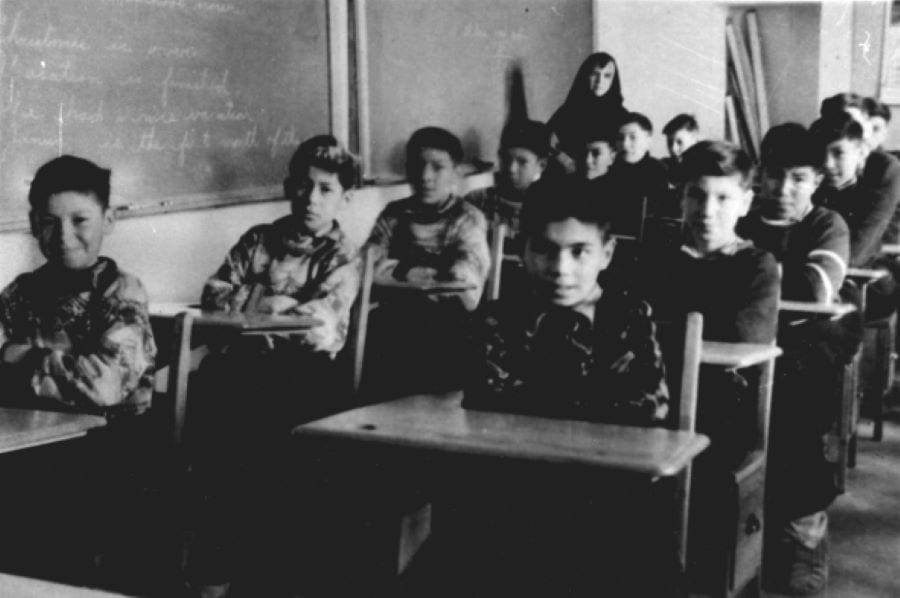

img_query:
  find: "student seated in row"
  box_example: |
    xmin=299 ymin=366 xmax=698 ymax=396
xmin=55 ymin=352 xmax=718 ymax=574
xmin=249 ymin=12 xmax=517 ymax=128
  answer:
xmin=863 ymin=96 xmax=892 ymax=152
xmin=465 ymin=118 xmax=551 ymax=254
xmin=450 ymin=181 xmax=682 ymax=598
xmin=580 ymin=121 xmax=617 ymax=184
xmin=189 ymin=135 xmax=362 ymax=596
xmin=608 ymin=111 xmax=674 ymax=235
xmin=637 ymin=140 xmax=779 ymax=590
xmin=821 ymin=92 xmax=900 ymax=251
xmin=0 ymin=155 xmax=157 ymax=585
xmin=366 ymin=126 xmax=490 ymax=394
xmin=811 ymin=112 xmax=899 ymax=319
xmin=738 ymin=123 xmax=861 ymax=596
xmin=662 ymin=113 xmax=701 ymax=188
xmin=0 ymin=155 xmax=156 ymax=414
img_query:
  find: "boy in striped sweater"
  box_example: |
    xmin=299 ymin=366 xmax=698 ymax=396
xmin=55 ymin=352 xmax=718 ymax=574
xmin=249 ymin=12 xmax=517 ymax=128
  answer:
xmin=738 ymin=123 xmax=861 ymax=596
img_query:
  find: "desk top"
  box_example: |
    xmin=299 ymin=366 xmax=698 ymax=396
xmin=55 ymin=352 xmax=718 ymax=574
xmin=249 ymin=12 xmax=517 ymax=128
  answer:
xmin=0 ymin=408 xmax=106 ymax=455
xmin=295 ymin=393 xmax=709 ymax=477
xmin=0 ymin=573 xmax=129 ymax=597
xmin=846 ymin=267 xmax=889 ymax=282
xmin=881 ymin=243 xmax=900 ymax=256
xmin=700 ymin=341 xmax=782 ymax=369
xmin=778 ymin=300 xmax=856 ymax=318
xmin=150 ymin=303 xmax=323 ymax=330
xmin=374 ymin=279 xmax=478 ymax=293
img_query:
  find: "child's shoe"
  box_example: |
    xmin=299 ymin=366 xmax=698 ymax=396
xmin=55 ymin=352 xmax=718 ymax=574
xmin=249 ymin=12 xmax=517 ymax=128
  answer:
xmin=764 ymin=511 xmax=829 ymax=596
xmin=786 ymin=534 xmax=828 ymax=596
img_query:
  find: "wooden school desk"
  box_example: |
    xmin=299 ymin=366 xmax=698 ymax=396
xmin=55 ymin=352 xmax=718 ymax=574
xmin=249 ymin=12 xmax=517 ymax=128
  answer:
xmin=295 ymin=392 xmax=709 ymax=477
xmin=0 ymin=408 xmax=106 ymax=455
xmin=149 ymin=302 xmax=323 ymax=331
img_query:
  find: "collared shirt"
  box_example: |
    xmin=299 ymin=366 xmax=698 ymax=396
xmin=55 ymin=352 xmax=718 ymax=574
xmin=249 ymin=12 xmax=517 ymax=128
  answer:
xmin=202 ymin=216 xmax=361 ymax=354
xmin=0 ymin=257 xmax=156 ymax=413
xmin=462 ymin=287 xmax=669 ymax=426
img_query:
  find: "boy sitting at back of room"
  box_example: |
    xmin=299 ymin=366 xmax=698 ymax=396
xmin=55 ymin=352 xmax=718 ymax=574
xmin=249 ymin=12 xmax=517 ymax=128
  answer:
xmin=608 ymin=111 xmax=674 ymax=235
xmin=465 ymin=119 xmax=551 ymax=256
xmin=662 ymin=113 xmax=701 ymax=188
xmin=863 ymin=96 xmax=891 ymax=153
xmin=811 ymin=112 xmax=899 ymax=319
xmin=0 ymin=155 xmax=156 ymax=414
xmin=366 ymin=126 xmax=490 ymax=393
xmin=738 ymin=123 xmax=861 ymax=597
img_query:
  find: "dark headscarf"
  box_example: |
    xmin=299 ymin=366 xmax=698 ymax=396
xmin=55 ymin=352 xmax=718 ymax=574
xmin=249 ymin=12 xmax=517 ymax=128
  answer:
xmin=549 ymin=52 xmax=628 ymax=156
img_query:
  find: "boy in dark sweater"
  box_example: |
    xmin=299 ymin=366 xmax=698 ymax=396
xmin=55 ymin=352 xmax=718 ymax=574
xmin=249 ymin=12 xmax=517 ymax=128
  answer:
xmin=608 ymin=111 xmax=675 ymax=236
xmin=739 ymin=123 xmax=861 ymax=596
xmin=811 ymin=112 xmax=899 ymax=319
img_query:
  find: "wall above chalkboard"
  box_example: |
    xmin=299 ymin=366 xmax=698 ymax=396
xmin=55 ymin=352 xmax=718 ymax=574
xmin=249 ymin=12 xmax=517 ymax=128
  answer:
xmin=0 ymin=0 xmax=330 ymax=229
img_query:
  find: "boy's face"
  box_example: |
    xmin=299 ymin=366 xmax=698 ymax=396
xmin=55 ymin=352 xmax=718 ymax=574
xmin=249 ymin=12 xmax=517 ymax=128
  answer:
xmin=822 ymin=138 xmax=865 ymax=189
xmin=682 ymin=175 xmax=752 ymax=255
xmin=583 ymin=140 xmax=615 ymax=179
xmin=499 ymin=147 xmax=546 ymax=193
xmin=618 ymin=123 xmax=650 ymax=164
xmin=870 ymin=115 xmax=888 ymax=150
xmin=408 ymin=147 xmax=458 ymax=205
xmin=524 ymin=217 xmax=614 ymax=308
xmin=31 ymin=191 xmax=113 ymax=271
xmin=589 ymin=62 xmax=616 ymax=97
xmin=760 ymin=165 xmax=823 ymax=221
xmin=287 ymin=165 xmax=348 ymax=235
xmin=667 ymin=129 xmax=698 ymax=160
xmin=845 ymin=107 xmax=874 ymax=148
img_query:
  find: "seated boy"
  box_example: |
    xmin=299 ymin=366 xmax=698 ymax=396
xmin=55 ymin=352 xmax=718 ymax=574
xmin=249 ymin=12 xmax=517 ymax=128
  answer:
xmin=453 ymin=180 xmax=682 ymax=597
xmin=366 ymin=126 xmax=490 ymax=393
xmin=0 ymin=155 xmax=156 ymax=414
xmin=738 ymin=123 xmax=861 ymax=596
xmin=821 ymin=92 xmax=900 ymax=248
xmin=662 ymin=113 xmax=701 ymax=188
xmin=607 ymin=111 xmax=675 ymax=235
xmin=580 ymin=122 xmax=617 ymax=182
xmin=189 ymin=135 xmax=361 ymax=594
xmin=811 ymin=112 xmax=900 ymax=319
xmin=639 ymin=140 xmax=779 ymax=345
xmin=464 ymin=119 xmax=551 ymax=254
xmin=0 ymin=155 xmax=156 ymax=584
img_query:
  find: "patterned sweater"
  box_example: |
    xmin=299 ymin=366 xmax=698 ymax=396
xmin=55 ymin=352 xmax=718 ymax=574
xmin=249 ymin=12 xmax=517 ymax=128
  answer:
xmin=463 ymin=288 xmax=669 ymax=426
xmin=464 ymin=186 xmax=525 ymax=255
xmin=202 ymin=217 xmax=361 ymax=354
xmin=0 ymin=258 xmax=156 ymax=414
xmin=367 ymin=195 xmax=490 ymax=311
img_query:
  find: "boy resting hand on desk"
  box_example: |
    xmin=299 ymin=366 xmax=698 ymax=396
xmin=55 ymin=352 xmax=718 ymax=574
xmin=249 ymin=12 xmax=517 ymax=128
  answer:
xmin=0 ymin=155 xmax=156 ymax=416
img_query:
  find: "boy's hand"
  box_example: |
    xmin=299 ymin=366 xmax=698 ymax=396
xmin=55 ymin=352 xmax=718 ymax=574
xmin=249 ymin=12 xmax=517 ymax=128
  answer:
xmin=253 ymin=294 xmax=300 ymax=315
xmin=73 ymin=354 xmax=123 ymax=407
xmin=404 ymin=267 xmax=439 ymax=284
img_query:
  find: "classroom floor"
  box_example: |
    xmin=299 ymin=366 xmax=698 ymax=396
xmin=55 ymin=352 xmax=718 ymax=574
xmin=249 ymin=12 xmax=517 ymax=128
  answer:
xmin=761 ymin=405 xmax=900 ymax=598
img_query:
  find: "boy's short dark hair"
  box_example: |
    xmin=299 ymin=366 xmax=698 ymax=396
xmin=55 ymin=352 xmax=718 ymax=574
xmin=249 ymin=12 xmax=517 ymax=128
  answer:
xmin=663 ymin=113 xmax=699 ymax=137
xmin=809 ymin=112 xmax=864 ymax=150
xmin=520 ymin=178 xmax=613 ymax=242
xmin=287 ymin=134 xmax=359 ymax=190
xmin=500 ymin=119 xmax=551 ymax=158
xmin=406 ymin=126 xmax=464 ymax=165
xmin=820 ymin=92 xmax=864 ymax=119
xmin=620 ymin=112 xmax=653 ymax=134
xmin=760 ymin=123 xmax=821 ymax=172
xmin=863 ymin=96 xmax=892 ymax=122
xmin=679 ymin=140 xmax=755 ymax=189
xmin=29 ymin=155 xmax=111 ymax=211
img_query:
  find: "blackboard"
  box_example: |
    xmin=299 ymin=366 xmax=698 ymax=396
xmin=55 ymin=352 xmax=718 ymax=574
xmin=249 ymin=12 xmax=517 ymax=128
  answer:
xmin=0 ymin=0 xmax=329 ymax=229
xmin=364 ymin=0 xmax=593 ymax=178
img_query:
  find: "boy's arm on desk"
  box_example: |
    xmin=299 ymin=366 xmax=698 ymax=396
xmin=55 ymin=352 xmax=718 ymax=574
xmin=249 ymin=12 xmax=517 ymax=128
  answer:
xmin=778 ymin=299 xmax=856 ymax=319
